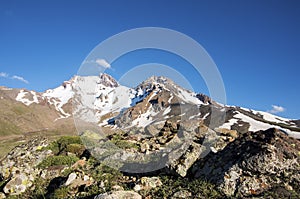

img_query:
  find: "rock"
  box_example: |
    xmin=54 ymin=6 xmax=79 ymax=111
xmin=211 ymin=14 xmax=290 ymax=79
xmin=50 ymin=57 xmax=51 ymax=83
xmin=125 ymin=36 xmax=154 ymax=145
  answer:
xmin=133 ymin=184 xmax=141 ymax=191
xmin=111 ymin=185 xmax=124 ymax=191
xmin=196 ymin=93 xmax=211 ymax=104
xmin=99 ymin=73 xmax=119 ymax=88
xmin=45 ymin=165 xmax=67 ymax=179
xmin=180 ymin=120 xmax=198 ymax=132
xmin=65 ymin=172 xmax=77 ymax=186
xmin=170 ymin=142 xmax=204 ymax=177
xmin=140 ymin=177 xmax=162 ymax=189
xmin=83 ymin=175 xmax=89 ymax=181
xmin=94 ymin=190 xmax=142 ymax=199
xmin=192 ymin=128 xmax=300 ymax=197
xmin=140 ymin=142 xmax=150 ymax=153
xmin=3 ymin=173 xmax=30 ymax=195
xmin=172 ymin=190 xmax=192 ymax=198
xmin=215 ymin=128 xmax=238 ymax=140
xmin=145 ymin=121 xmax=165 ymax=136
xmin=0 ymin=192 xmax=6 ymax=199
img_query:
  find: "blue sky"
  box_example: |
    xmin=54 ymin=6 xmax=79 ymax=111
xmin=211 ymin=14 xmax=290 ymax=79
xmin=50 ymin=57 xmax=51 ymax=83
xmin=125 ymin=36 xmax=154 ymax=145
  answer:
xmin=0 ymin=0 xmax=299 ymax=119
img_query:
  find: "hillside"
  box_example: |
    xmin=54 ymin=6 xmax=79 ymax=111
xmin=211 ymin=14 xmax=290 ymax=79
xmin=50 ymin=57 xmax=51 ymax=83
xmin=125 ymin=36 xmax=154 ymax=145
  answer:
xmin=0 ymin=73 xmax=299 ymax=198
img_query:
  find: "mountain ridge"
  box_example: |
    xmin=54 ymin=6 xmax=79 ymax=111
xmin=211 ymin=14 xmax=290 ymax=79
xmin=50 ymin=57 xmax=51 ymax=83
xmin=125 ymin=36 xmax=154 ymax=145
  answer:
xmin=1 ymin=73 xmax=299 ymax=138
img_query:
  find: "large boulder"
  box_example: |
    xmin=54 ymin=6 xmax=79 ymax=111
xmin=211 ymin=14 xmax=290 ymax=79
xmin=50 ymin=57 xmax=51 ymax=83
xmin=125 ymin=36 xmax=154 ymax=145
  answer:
xmin=191 ymin=128 xmax=300 ymax=197
xmin=94 ymin=190 xmax=142 ymax=199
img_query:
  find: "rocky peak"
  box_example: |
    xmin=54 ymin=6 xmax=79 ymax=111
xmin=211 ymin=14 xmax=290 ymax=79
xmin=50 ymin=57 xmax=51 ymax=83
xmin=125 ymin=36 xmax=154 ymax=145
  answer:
xmin=98 ymin=73 xmax=119 ymax=88
xmin=196 ymin=93 xmax=212 ymax=104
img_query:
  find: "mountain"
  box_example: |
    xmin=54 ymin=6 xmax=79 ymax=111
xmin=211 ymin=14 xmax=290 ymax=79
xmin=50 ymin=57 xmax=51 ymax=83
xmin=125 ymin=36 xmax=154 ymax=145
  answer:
xmin=0 ymin=73 xmax=299 ymax=198
xmin=71 ymin=73 xmax=300 ymax=138
xmin=0 ymin=73 xmax=299 ymax=157
xmin=2 ymin=73 xmax=298 ymax=137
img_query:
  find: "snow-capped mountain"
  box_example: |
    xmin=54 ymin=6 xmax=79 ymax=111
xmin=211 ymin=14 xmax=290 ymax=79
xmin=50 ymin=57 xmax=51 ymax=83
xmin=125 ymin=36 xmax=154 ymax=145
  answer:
xmin=1 ymin=73 xmax=299 ymax=139
xmin=73 ymin=74 xmax=299 ymax=139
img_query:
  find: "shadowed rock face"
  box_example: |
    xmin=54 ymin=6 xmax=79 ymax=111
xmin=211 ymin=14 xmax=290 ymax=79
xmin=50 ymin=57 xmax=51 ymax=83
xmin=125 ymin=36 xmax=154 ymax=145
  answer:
xmin=99 ymin=73 xmax=119 ymax=88
xmin=292 ymin=119 xmax=300 ymax=128
xmin=191 ymin=128 xmax=300 ymax=197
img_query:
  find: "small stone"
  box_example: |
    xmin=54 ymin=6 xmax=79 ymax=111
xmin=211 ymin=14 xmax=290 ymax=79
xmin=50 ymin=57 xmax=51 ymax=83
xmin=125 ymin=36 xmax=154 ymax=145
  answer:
xmin=285 ymin=183 xmax=293 ymax=191
xmin=140 ymin=142 xmax=150 ymax=153
xmin=94 ymin=191 xmax=142 ymax=199
xmin=133 ymin=184 xmax=141 ymax=191
xmin=0 ymin=192 xmax=6 ymax=199
xmin=173 ymin=190 xmax=192 ymax=198
xmin=140 ymin=177 xmax=162 ymax=189
xmin=99 ymin=181 xmax=105 ymax=188
xmin=83 ymin=175 xmax=89 ymax=181
xmin=111 ymin=185 xmax=124 ymax=191
xmin=65 ymin=173 xmax=77 ymax=186
xmin=3 ymin=173 xmax=29 ymax=195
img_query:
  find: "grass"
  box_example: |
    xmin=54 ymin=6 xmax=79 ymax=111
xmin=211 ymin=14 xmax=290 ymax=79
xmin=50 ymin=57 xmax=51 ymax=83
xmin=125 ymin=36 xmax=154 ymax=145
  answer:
xmin=0 ymin=138 xmax=24 ymax=160
xmin=0 ymin=119 xmax=21 ymax=136
xmin=11 ymin=105 xmax=27 ymax=115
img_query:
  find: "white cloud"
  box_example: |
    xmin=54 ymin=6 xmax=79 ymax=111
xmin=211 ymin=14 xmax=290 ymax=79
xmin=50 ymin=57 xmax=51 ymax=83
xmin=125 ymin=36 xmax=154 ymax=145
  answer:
xmin=95 ymin=59 xmax=111 ymax=69
xmin=268 ymin=105 xmax=285 ymax=114
xmin=0 ymin=72 xmax=29 ymax=84
xmin=11 ymin=75 xmax=29 ymax=84
xmin=0 ymin=72 xmax=8 ymax=77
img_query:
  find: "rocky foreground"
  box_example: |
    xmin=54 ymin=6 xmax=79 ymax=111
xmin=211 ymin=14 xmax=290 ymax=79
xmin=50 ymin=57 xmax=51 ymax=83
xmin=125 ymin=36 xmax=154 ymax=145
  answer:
xmin=0 ymin=127 xmax=299 ymax=199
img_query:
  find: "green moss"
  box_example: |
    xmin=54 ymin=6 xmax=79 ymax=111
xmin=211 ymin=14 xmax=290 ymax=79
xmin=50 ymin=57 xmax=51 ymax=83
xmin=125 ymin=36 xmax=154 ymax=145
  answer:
xmin=44 ymin=136 xmax=83 ymax=155
xmin=110 ymin=133 xmax=139 ymax=150
xmin=38 ymin=155 xmax=79 ymax=169
xmin=66 ymin=143 xmax=86 ymax=156
xmin=112 ymin=139 xmax=139 ymax=150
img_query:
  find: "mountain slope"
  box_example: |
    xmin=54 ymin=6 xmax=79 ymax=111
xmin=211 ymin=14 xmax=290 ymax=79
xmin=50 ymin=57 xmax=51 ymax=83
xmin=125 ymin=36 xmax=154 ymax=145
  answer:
xmin=1 ymin=73 xmax=299 ymax=144
xmin=0 ymin=73 xmax=299 ymax=198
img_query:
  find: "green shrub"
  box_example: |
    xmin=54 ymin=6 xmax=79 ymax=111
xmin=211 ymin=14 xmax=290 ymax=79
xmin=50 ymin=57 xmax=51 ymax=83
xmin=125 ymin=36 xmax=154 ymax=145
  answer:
xmin=90 ymin=164 xmax=122 ymax=190
xmin=38 ymin=155 xmax=79 ymax=169
xmin=45 ymin=136 xmax=83 ymax=155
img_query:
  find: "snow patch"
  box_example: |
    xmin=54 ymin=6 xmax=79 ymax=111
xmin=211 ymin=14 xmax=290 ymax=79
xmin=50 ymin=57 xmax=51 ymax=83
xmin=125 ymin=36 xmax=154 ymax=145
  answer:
xmin=219 ymin=117 xmax=239 ymax=129
xmin=131 ymin=108 xmax=159 ymax=127
xmin=176 ymin=88 xmax=202 ymax=105
xmin=43 ymin=82 xmax=73 ymax=118
xmin=235 ymin=112 xmax=277 ymax=132
xmin=16 ymin=90 xmax=39 ymax=106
